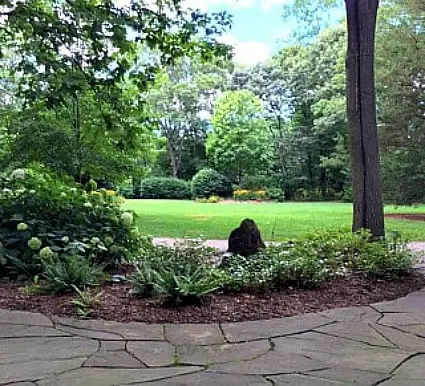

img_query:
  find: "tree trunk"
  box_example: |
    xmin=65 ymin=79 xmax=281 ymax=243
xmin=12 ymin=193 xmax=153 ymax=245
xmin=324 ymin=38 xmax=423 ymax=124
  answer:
xmin=166 ymin=139 xmax=179 ymax=177
xmin=345 ymin=0 xmax=385 ymax=238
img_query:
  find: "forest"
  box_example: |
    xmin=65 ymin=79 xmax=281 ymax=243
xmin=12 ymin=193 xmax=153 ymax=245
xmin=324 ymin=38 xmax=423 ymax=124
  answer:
xmin=0 ymin=0 xmax=424 ymax=205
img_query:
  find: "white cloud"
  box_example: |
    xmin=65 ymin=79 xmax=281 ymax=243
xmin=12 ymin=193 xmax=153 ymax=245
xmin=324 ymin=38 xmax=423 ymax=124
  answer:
xmin=218 ymin=34 xmax=270 ymax=66
xmin=183 ymin=0 xmax=254 ymax=11
xmin=260 ymin=0 xmax=290 ymax=10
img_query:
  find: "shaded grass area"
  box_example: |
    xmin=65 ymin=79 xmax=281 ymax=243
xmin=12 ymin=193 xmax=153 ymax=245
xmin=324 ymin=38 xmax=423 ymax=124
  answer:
xmin=122 ymin=200 xmax=425 ymax=241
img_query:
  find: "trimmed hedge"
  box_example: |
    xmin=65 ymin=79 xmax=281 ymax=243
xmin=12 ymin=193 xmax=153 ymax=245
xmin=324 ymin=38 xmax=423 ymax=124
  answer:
xmin=191 ymin=169 xmax=232 ymax=198
xmin=139 ymin=177 xmax=191 ymax=199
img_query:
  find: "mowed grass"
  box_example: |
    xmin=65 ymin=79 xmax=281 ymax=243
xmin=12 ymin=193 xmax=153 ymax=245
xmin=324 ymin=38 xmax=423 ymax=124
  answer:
xmin=122 ymin=200 xmax=425 ymax=241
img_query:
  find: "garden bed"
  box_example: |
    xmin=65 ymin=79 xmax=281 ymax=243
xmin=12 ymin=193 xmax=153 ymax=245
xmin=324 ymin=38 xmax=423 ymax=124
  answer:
xmin=1 ymin=273 xmax=424 ymax=323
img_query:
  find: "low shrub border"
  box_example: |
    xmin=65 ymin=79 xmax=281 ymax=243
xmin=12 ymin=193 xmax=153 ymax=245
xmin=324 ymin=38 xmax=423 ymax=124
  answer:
xmin=139 ymin=177 xmax=191 ymax=200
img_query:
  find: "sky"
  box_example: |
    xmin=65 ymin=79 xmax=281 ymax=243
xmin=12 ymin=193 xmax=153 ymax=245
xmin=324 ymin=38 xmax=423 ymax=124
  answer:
xmin=183 ymin=0 xmax=346 ymax=66
xmin=184 ymin=0 xmax=295 ymax=66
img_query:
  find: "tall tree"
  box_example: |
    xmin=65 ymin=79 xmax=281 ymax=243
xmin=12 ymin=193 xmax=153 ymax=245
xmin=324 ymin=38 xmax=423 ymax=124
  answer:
xmin=146 ymin=58 xmax=227 ymax=178
xmin=0 ymin=0 xmax=231 ymax=180
xmin=270 ymin=26 xmax=348 ymax=197
xmin=345 ymin=0 xmax=384 ymax=237
xmin=376 ymin=0 xmax=425 ymax=203
xmin=207 ymin=90 xmax=273 ymax=182
xmin=280 ymin=0 xmax=385 ymax=237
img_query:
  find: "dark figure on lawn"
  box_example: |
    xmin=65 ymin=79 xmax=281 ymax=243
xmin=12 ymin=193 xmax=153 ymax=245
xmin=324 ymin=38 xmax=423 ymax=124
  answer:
xmin=227 ymin=218 xmax=266 ymax=257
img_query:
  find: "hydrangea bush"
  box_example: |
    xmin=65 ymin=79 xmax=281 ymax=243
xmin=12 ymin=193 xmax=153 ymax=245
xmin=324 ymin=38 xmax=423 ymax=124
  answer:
xmin=0 ymin=166 xmax=148 ymax=279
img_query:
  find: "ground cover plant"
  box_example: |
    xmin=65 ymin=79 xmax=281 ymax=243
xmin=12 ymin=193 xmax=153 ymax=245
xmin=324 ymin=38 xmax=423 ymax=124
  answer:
xmin=127 ymin=230 xmax=415 ymax=307
xmin=122 ymin=199 xmax=425 ymax=241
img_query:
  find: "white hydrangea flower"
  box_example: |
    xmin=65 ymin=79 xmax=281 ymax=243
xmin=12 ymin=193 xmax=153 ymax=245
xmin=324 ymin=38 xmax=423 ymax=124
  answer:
xmin=39 ymin=246 xmax=55 ymax=260
xmin=10 ymin=168 xmax=26 ymax=179
xmin=28 ymin=237 xmax=42 ymax=250
xmin=16 ymin=223 xmax=28 ymax=231
xmin=104 ymin=236 xmax=114 ymax=246
xmin=91 ymin=237 xmax=100 ymax=244
xmin=120 ymin=212 xmax=133 ymax=227
xmin=110 ymin=245 xmax=120 ymax=254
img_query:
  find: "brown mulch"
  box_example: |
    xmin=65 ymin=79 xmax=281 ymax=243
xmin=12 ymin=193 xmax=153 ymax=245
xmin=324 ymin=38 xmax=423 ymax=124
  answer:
xmin=1 ymin=273 xmax=425 ymax=324
xmin=385 ymin=213 xmax=425 ymax=221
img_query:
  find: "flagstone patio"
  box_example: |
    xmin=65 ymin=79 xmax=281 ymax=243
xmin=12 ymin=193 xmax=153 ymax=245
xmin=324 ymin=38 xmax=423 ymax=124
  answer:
xmin=2 ymin=287 xmax=425 ymax=385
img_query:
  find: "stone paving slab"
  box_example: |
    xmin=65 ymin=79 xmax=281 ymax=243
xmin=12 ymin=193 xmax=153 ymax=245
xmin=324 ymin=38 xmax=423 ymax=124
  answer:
xmin=372 ymin=324 xmax=425 ymax=351
xmin=54 ymin=317 xmax=164 ymax=340
xmin=127 ymin=341 xmax=176 ymax=367
xmin=391 ymin=354 xmax=425 ymax=379
xmin=0 ymin=324 xmax=70 ymax=338
xmin=164 ymin=324 xmax=225 ymax=346
xmin=302 ymin=367 xmax=389 ymax=385
xmin=208 ymin=350 xmax=325 ymax=375
xmin=221 ymin=313 xmax=329 ymax=342
xmin=372 ymin=291 xmax=425 ymax=313
xmin=378 ymin=312 xmax=425 ymax=327
xmin=269 ymin=374 xmax=355 ymax=385
xmin=137 ymin=372 xmax=271 ymax=385
xmin=56 ymin=324 xmax=123 ymax=340
xmin=36 ymin=367 xmax=203 ymax=386
xmin=0 ymin=337 xmax=98 ymax=364
xmin=273 ymin=333 xmax=411 ymax=374
xmin=83 ymin=350 xmax=145 ymax=368
xmin=0 ymin=309 xmax=52 ymax=326
xmin=0 ymin=358 xmax=86 ymax=384
xmin=314 ymin=321 xmax=396 ymax=348
xmin=318 ymin=306 xmax=381 ymax=323
xmin=1 ymin=289 xmax=425 ymax=385
xmin=176 ymin=340 xmax=271 ymax=366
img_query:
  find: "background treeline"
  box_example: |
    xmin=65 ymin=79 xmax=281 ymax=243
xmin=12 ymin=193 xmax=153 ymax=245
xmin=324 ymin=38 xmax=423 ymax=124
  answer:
xmin=0 ymin=0 xmax=423 ymax=203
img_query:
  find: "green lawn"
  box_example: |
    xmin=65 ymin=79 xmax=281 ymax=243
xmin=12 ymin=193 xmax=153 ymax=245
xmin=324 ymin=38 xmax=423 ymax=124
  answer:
xmin=122 ymin=200 xmax=425 ymax=241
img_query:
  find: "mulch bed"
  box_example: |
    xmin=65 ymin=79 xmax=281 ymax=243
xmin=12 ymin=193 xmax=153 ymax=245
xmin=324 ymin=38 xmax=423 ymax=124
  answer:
xmin=385 ymin=213 xmax=425 ymax=221
xmin=1 ymin=273 xmax=425 ymax=324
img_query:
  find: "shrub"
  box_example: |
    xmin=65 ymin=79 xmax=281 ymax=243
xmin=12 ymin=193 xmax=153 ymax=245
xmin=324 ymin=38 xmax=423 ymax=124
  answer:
xmin=139 ymin=177 xmax=191 ymax=199
xmin=42 ymin=253 xmax=103 ymax=294
xmin=117 ymin=182 xmax=134 ymax=198
xmin=191 ymin=169 xmax=232 ymax=198
xmin=265 ymin=188 xmax=285 ymax=202
xmin=129 ymin=240 xmax=226 ymax=306
xmin=294 ymin=188 xmax=342 ymax=201
xmin=0 ymin=166 xmax=147 ymax=279
xmin=233 ymin=189 xmax=268 ymax=201
xmin=220 ymin=230 xmax=414 ymax=291
xmin=130 ymin=231 xmax=414 ymax=302
xmin=131 ymin=263 xmax=221 ymax=305
xmin=240 ymin=175 xmax=280 ymax=190
xmin=71 ymin=286 xmax=103 ymax=317
xmin=348 ymin=230 xmax=414 ymax=278
xmin=195 ymin=195 xmax=220 ymax=203
xmin=342 ymin=185 xmax=353 ymax=202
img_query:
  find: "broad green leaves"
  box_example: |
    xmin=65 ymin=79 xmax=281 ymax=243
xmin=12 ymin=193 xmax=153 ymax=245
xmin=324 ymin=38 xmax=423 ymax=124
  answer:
xmin=207 ymin=90 xmax=273 ymax=182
